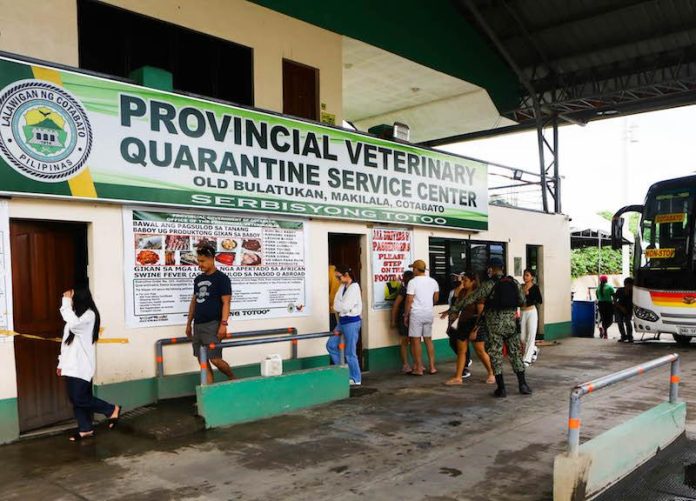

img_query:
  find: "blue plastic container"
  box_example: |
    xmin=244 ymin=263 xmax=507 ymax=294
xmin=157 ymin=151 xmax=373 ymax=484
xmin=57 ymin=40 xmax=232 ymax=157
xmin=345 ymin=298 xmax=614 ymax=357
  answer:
xmin=572 ymin=300 xmax=596 ymax=337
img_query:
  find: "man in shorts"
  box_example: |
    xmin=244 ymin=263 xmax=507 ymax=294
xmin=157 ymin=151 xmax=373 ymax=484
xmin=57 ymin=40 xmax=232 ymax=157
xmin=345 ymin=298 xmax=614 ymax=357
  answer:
xmin=186 ymin=244 xmax=235 ymax=384
xmin=404 ymin=259 xmax=440 ymax=375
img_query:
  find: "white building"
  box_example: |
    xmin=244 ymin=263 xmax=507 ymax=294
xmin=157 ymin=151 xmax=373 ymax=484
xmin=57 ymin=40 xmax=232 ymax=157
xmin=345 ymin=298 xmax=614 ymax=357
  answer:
xmin=0 ymin=0 xmax=570 ymax=443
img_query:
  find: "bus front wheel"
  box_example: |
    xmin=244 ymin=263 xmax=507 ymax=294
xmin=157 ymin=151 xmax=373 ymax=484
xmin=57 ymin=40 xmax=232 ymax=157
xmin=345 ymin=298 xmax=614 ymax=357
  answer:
xmin=673 ymin=334 xmax=693 ymax=346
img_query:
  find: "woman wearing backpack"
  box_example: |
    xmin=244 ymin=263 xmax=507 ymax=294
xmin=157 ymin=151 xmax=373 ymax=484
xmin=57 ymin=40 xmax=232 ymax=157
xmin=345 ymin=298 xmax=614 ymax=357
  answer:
xmin=450 ymin=258 xmax=531 ymax=398
xmin=596 ymin=275 xmax=615 ymax=339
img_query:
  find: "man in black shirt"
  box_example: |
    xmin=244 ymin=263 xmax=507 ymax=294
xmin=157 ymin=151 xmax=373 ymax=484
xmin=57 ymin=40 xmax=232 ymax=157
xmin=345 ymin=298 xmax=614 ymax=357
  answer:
xmin=186 ymin=244 xmax=234 ymax=384
xmin=613 ymin=277 xmax=634 ymax=343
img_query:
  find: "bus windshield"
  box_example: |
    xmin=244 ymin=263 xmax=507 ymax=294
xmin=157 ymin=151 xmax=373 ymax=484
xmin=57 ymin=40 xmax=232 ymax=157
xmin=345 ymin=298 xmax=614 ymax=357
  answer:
xmin=639 ymin=190 xmax=694 ymax=270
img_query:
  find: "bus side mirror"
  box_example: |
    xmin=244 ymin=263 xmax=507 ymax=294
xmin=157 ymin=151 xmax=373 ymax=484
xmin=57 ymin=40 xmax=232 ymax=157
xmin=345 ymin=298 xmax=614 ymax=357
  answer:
xmin=611 ymin=217 xmax=624 ymax=250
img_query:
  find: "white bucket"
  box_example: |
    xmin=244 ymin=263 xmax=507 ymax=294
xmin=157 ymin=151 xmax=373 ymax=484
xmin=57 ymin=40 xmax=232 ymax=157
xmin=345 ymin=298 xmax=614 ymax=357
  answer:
xmin=260 ymin=354 xmax=283 ymax=377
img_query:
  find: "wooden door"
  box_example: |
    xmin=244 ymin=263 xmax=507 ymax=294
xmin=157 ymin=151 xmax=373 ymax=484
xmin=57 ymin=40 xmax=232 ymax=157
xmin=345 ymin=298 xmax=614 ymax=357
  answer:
xmin=328 ymin=234 xmax=364 ymax=368
xmin=283 ymin=59 xmax=319 ymax=121
xmin=11 ymin=221 xmax=88 ymax=432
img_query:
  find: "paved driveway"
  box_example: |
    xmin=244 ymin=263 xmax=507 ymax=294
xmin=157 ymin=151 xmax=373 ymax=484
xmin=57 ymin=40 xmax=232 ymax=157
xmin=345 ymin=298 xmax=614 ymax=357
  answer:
xmin=0 ymin=337 xmax=693 ymax=501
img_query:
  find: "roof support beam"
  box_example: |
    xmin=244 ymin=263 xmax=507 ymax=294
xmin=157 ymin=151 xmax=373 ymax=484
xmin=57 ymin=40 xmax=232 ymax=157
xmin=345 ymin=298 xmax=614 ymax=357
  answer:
xmin=461 ymin=0 xmax=561 ymax=213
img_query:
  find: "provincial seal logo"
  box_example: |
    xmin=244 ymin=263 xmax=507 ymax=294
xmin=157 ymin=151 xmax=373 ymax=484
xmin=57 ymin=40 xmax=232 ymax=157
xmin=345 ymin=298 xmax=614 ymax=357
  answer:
xmin=0 ymin=79 xmax=92 ymax=182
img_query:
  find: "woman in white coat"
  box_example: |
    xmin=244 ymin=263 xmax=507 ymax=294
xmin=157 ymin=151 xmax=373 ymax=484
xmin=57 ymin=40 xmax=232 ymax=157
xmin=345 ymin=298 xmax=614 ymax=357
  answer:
xmin=327 ymin=265 xmax=363 ymax=385
xmin=58 ymin=286 xmax=120 ymax=441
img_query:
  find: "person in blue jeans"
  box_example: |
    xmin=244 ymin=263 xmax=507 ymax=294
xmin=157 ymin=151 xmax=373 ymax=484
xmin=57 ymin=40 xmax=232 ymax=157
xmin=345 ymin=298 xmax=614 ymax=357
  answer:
xmin=327 ymin=265 xmax=363 ymax=386
xmin=58 ymin=286 xmax=120 ymax=441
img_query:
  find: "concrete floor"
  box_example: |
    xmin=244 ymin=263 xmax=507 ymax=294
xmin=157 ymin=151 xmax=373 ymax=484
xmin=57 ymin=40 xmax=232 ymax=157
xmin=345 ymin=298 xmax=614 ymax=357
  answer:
xmin=1 ymin=336 xmax=694 ymax=501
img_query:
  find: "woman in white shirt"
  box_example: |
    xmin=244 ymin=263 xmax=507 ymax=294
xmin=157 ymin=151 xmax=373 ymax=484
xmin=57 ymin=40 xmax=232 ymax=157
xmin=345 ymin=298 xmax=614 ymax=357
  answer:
xmin=57 ymin=286 xmax=120 ymax=441
xmin=327 ymin=265 xmax=363 ymax=385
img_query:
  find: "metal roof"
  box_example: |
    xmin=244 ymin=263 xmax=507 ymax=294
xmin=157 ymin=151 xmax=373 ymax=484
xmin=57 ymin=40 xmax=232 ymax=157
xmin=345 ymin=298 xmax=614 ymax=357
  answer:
xmin=250 ymin=0 xmax=696 ymax=214
xmin=251 ymin=0 xmax=696 ymax=144
xmin=454 ymin=0 xmax=696 ymax=133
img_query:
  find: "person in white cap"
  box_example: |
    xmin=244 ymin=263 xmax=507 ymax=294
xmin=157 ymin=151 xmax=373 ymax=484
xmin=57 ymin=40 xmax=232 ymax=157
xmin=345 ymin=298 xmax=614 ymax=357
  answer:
xmin=403 ymin=259 xmax=439 ymax=375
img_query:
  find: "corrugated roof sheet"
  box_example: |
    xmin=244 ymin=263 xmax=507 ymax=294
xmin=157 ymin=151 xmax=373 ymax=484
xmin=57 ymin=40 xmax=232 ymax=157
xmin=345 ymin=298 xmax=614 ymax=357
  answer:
xmin=464 ymin=0 xmax=696 ymax=122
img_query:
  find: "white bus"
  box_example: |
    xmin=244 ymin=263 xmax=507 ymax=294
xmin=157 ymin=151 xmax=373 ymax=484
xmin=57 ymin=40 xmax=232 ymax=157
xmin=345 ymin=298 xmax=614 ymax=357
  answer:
xmin=612 ymin=175 xmax=696 ymax=345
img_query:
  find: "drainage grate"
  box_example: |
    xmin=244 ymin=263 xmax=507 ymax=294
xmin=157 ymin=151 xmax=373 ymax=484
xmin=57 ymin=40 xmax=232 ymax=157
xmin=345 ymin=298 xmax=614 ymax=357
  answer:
xmin=597 ymin=437 xmax=696 ymax=500
xmin=120 ymin=406 xmax=156 ymax=420
xmin=684 ymin=463 xmax=696 ymax=489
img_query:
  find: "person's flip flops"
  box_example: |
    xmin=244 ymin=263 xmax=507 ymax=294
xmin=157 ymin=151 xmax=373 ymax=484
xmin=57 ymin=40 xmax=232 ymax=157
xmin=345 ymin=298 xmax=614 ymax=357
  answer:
xmin=69 ymin=431 xmax=95 ymax=441
xmin=108 ymin=404 xmax=121 ymax=430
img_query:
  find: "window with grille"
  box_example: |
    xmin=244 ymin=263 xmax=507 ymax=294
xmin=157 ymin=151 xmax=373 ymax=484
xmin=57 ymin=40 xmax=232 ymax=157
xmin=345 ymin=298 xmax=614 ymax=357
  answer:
xmin=428 ymin=237 xmax=507 ymax=304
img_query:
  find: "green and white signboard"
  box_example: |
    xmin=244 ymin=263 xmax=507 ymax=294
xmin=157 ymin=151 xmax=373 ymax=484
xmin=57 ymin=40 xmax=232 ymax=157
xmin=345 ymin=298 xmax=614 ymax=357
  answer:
xmin=0 ymin=55 xmax=488 ymax=229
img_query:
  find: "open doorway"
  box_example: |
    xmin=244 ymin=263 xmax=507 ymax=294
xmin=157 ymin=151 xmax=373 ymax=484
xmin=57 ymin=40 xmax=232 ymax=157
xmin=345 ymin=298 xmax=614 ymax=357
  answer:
xmin=328 ymin=233 xmax=364 ymax=369
xmin=11 ymin=220 xmax=88 ymax=432
xmin=526 ymin=245 xmax=544 ymax=338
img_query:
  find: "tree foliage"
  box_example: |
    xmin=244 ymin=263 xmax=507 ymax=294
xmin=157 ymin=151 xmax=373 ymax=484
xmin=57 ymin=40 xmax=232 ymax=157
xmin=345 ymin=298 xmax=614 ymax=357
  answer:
xmin=571 ymin=247 xmax=623 ymax=278
xmin=597 ymin=210 xmax=639 ymax=235
xmin=568 ymin=209 xmax=635 ymax=278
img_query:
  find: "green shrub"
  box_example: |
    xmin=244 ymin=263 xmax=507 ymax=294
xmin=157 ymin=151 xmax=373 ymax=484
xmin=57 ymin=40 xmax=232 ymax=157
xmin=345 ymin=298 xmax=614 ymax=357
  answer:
xmin=571 ymin=247 xmax=623 ymax=278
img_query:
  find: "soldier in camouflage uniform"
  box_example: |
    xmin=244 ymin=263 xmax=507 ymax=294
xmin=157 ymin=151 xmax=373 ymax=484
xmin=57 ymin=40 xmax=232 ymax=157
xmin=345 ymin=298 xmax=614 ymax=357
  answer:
xmin=452 ymin=258 xmax=532 ymax=398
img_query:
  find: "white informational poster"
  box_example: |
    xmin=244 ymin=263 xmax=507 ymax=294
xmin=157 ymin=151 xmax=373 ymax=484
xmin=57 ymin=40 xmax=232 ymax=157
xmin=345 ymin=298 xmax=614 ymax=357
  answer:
xmin=371 ymin=228 xmax=413 ymax=310
xmin=0 ymin=200 xmax=12 ymax=335
xmin=123 ymin=208 xmax=308 ymax=328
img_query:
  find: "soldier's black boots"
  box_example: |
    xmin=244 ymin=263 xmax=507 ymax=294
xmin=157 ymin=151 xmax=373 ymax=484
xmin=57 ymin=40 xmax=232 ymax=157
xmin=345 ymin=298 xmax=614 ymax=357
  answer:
xmin=516 ymin=371 xmax=533 ymax=395
xmin=493 ymin=374 xmax=507 ymax=398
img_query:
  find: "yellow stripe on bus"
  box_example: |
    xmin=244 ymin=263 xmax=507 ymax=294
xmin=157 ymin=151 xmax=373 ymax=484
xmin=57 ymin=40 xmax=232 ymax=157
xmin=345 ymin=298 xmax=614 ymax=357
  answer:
xmin=652 ymin=301 xmax=696 ymax=308
xmin=30 ymin=66 xmax=97 ymax=198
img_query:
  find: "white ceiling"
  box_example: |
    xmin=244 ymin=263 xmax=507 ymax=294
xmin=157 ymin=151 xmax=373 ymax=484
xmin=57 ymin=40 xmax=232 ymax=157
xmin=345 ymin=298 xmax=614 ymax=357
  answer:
xmin=342 ymin=37 xmax=515 ymax=143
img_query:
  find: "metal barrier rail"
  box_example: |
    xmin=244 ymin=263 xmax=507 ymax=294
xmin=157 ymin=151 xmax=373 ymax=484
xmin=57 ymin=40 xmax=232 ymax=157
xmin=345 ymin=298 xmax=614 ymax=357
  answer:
xmin=155 ymin=327 xmax=297 ymax=377
xmin=567 ymin=353 xmax=680 ymax=456
xmin=199 ymin=331 xmax=344 ymax=385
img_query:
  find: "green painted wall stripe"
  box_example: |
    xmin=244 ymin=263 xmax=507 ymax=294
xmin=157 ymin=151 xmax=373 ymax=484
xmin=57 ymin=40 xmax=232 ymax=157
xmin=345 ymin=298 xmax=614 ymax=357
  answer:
xmin=0 ymin=398 xmax=19 ymax=444
xmin=0 ymin=398 xmax=19 ymax=445
xmin=544 ymin=321 xmax=572 ymax=341
xmin=2 ymin=324 xmax=573 ymax=444
xmin=95 ymin=325 xmax=571 ymax=407
xmin=300 ymin=354 xmax=331 ymax=369
xmin=197 ymin=366 xmax=349 ymax=428
xmin=96 ymin=358 xmax=325 ymax=407
xmin=365 ymin=338 xmax=456 ymax=372
xmin=94 ymin=377 xmax=157 ymax=412
xmin=156 ymin=359 xmax=305 ymax=400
